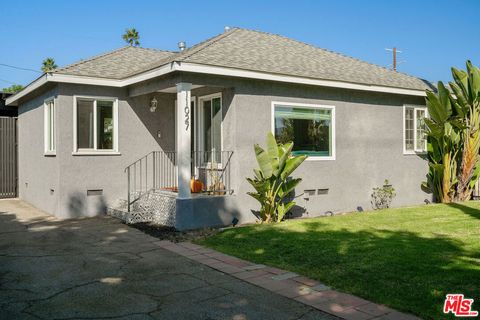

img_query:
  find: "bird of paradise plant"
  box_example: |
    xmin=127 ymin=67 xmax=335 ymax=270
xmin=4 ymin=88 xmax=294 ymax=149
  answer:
xmin=423 ymin=61 xmax=480 ymax=202
xmin=247 ymin=132 xmax=307 ymax=223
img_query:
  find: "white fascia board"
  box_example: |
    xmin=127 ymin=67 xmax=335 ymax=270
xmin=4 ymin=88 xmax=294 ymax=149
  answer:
xmin=175 ymin=63 xmax=427 ymax=97
xmin=6 ymin=74 xmax=48 ymax=106
xmin=6 ymin=63 xmax=176 ymax=106
xmin=48 ymin=63 xmax=175 ymax=87
xmin=7 ymin=60 xmax=426 ymax=106
xmin=48 ymin=74 xmax=123 ymax=87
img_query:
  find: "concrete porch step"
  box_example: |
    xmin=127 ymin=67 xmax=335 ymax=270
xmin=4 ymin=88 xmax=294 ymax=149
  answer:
xmin=107 ymin=190 xmax=177 ymax=226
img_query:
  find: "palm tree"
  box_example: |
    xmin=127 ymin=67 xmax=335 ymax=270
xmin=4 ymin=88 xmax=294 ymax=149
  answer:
xmin=41 ymin=58 xmax=57 ymax=73
xmin=122 ymin=28 xmax=140 ymax=46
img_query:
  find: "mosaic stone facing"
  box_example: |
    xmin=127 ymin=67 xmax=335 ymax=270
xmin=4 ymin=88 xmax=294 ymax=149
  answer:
xmin=107 ymin=190 xmax=176 ymax=226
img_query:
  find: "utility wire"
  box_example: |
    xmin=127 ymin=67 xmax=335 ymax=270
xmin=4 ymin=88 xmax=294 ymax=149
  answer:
xmin=0 ymin=78 xmax=17 ymax=85
xmin=0 ymin=63 xmax=41 ymax=73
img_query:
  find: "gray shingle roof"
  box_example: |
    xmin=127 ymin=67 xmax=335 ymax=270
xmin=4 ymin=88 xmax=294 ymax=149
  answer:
xmin=55 ymin=28 xmax=432 ymax=91
xmin=55 ymin=46 xmax=175 ymax=80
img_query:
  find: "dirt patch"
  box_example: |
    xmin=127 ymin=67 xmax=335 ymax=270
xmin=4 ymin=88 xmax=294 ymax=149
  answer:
xmin=129 ymin=222 xmax=220 ymax=242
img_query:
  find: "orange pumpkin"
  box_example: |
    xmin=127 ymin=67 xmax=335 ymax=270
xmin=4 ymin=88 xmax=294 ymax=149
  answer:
xmin=190 ymin=178 xmax=204 ymax=193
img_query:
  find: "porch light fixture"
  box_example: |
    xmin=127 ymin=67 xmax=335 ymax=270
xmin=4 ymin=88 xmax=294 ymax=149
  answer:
xmin=150 ymin=97 xmax=158 ymax=112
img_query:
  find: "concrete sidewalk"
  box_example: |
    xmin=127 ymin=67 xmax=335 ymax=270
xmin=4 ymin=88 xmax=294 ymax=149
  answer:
xmin=0 ymin=199 xmax=336 ymax=320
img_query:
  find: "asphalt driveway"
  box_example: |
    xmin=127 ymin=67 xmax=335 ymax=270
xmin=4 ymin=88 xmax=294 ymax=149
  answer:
xmin=0 ymin=199 xmax=336 ymax=320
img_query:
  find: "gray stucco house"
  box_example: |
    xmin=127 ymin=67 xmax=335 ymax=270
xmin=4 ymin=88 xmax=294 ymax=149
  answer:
xmin=6 ymin=28 xmax=432 ymax=229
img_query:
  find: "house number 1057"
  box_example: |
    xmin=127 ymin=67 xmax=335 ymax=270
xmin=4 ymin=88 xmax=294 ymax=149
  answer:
xmin=184 ymin=102 xmax=190 ymax=131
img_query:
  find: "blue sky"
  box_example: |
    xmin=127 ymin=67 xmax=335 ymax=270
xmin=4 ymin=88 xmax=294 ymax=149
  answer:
xmin=1 ymin=0 xmax=479 ymax=88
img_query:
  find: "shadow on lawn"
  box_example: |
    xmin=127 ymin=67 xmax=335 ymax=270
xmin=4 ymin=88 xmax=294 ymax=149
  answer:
xmin=211 ymin=220 xmax=479 ymax=319
xmin=447 ymin=202 xmax=480 ymax=220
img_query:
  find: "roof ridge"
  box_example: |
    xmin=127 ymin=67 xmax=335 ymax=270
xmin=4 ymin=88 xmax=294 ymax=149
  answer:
xmin=233 ymin=27 xmax=425 ymax=83
xmin=175 ymin=27 xmax=240 ymax=62
xmin=135 ymin=46 xmax=177 ymax=54
xmin=121 ymin=28 xmax=240 ymax=78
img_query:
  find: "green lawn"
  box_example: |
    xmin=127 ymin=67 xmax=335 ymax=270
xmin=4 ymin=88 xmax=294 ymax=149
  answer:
xmin=199 ymin=202 xmax=480 ymax=319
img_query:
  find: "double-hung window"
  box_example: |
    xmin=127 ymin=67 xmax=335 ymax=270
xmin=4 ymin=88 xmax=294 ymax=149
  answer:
xmin=44 ymin=98 xmax=56 ymax=155
xmin=404 ymin=105 xmax=427 ymax=153
xmin=74 ymin=96 xmax=118 ymax=154
xmin=273 ymin=102 xmax=335 ymax=160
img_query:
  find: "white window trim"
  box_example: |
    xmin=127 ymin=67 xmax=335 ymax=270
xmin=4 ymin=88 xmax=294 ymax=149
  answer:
xmin=403 ymin=104 xmax=428 ymax=155
xmin=73 ymin=95 xmax=119 ymax=155
xmin=271 ymin=101 xmax=336 ymax=161
xmin=44 ymin=96 xmax=56 ymax=156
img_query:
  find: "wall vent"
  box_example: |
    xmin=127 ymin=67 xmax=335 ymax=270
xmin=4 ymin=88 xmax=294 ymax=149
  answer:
xmin=317 ymin=188 xmax=329 ymax=195
xmin=87 ymin=189 xmax=103 ymax=196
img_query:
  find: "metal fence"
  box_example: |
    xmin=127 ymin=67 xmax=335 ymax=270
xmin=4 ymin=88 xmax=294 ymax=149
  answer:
xmin=0 ymin=117 xmax=17 ymax=198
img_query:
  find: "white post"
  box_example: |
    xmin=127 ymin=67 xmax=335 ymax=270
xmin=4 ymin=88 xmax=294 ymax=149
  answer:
xmin=176 ymin=82 xmax=192 ymax=199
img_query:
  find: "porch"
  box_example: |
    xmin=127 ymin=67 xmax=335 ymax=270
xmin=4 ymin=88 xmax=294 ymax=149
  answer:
xmin=108 ymin=80 xmax=238 ymax=229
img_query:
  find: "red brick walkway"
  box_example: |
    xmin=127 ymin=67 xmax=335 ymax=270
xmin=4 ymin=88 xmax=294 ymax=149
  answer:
xmin=156 ymin=240 xmax=420 ymax=320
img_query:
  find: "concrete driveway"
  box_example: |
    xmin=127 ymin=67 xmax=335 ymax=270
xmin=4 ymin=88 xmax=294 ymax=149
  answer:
xmin=0 ymin=199 xmax=336 ymax=320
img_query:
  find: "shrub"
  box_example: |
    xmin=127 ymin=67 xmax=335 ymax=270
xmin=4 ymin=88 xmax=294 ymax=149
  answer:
xmin=371 ymin=180 xmax=396 ymax=210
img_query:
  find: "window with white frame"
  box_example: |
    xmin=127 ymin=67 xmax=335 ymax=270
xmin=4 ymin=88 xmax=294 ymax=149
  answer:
xmin=74 ymin=97 xmax=118 ymax=152
xmin=44 ymin=98 xmax=56 ymax=154
xmin=273 ymin=103 xmax=335 ymax=159
xmin=404 ymin=105 xmax=427 ymax=153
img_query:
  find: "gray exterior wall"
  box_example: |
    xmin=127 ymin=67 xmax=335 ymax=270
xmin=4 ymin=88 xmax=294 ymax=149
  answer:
xmin=18 ymin=83 xmax=176 ymax=218
xmin=226 ymin=80 xmax=429 ymax=222
xmin=17 ymin=73 xmax=430 ymax=224
xmin=18 ymin=86 xmax=60 ymax=215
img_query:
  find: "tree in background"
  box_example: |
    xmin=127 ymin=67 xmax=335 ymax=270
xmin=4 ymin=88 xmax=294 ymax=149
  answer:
xmin=423 ymin=60 xmax=480 ymax=202
xmin=2 ymin=84 xmax=24 ymax=93
xmin=41 ymin=58 xmax=57 ymax=73
xmin=122 ymin=28 xmax=140 ymax=46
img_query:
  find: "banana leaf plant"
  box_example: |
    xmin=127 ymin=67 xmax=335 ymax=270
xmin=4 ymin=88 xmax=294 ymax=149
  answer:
xmin=247 ymin=132 xmax=307 ymax=223
xmin=423 ymin=60 xmax=480 ymax=202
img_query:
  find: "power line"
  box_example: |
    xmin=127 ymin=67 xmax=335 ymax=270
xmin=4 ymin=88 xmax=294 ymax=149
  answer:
xmin=0 ymin=78 xmax=17 ymax=85
xmin=0 ymin=63 xmax=41 ymax=73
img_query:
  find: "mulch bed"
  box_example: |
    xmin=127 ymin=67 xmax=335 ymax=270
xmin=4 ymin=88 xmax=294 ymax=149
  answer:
xmin=129 ymin=222 xmax=220 ymax=242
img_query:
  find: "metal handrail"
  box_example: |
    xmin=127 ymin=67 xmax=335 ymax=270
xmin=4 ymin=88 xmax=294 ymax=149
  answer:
xmin=125 ymin=150 xmax=233 ymax=212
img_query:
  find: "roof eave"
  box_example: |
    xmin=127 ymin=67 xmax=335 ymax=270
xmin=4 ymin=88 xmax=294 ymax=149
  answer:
xmin=174 ymin=62 xmax=427 ymax=97
xmin=6 ymin=61 xmax=427 ymax=106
